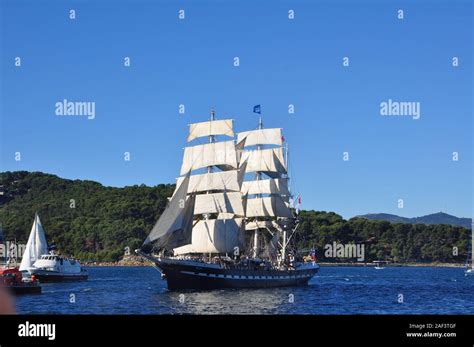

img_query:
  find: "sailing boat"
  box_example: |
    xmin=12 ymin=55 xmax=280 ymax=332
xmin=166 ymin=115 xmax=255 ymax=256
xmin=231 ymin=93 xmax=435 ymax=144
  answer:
xmin=20 ymin=213 xmax=88 ymax=282
xmin=19 ymin=213 xmax=48 ymax=272
xmin=137 ymin=109 xmax=319 ymax=290
xmin=465 ymin=223 xmax=473 ymax=276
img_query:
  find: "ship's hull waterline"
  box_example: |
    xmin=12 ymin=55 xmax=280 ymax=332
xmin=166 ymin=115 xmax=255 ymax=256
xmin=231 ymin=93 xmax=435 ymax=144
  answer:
xmin=141 ymin=254 xmax=319 ymax=290
xmin=27 ymin=269 xmax=89 ymax=282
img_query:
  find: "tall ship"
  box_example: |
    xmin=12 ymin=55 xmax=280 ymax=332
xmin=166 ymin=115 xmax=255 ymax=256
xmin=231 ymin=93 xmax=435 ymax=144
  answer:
xmin=137 ymin=109 xmax=319 ymax=290
xmin=19 ymin=213 xmax=88 ymax=282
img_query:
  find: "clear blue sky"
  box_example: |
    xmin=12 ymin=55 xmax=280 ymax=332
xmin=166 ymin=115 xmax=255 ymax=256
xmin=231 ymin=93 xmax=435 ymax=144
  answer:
xmin=1 ymin=0 xmax=472 ymax=219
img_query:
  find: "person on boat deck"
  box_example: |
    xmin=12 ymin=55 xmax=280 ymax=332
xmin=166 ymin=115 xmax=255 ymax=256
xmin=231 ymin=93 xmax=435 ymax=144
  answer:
xmin=289 ymin=254 xmax=295 ymax=269
xmin=0 ymin=287 xmax=15 ymax=314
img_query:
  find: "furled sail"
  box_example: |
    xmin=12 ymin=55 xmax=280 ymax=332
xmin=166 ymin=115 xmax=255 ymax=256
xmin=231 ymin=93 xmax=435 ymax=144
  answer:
xmin=241 ymin=178 xmax=290 ymax=196
xmin=175 ymin=170 xmax=241 ymax=195
xmin=187 ymin=119 xmax=234 ymax=142
xmin=173 ymin=218 xmax=244 ymax=255
xmin=194 ymin=192 xmax=245 ymax=216
xmin=237 ymin=128 xmax=282 ymax=147
xmin=245 ymin=220 xmax=283 ymax=231
xmin=19 ymin=213 xmax=48 ymax=271
xmin=143 ymin=173 xmax=196 ymax=250
xmin=245 ymin=196 xmax=293 ymax=218
xmin=239 ymin=147 xmax=286 ymax=176
xmin=180 ymin=140 xmax=237 ymax=175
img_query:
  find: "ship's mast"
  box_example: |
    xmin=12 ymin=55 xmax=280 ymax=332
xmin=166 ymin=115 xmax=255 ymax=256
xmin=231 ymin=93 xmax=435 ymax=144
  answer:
xmin=281 ymin=143 xmax=289 ymax=264
xmin=208 ymin=109 xmax=216 ymax=166
xmin=207 ymin=109 xmax=216 ymax=259
xmin=252 ymin=116 xmax=264 ymax=258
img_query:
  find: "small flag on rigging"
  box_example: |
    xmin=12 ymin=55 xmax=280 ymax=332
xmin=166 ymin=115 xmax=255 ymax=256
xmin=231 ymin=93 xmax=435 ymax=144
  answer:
xmin=295 ymin=194 xmax=302 ymax=214
xmin=253 ymin=105 xmax=261 ymax=114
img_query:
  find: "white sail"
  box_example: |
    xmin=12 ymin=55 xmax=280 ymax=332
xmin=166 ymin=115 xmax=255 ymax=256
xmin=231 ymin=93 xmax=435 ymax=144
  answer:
xmin=217 ymin=212 xmax=236 ymax=220
xmin=187 ymin=119 xmax=234 ymax=142
xmin=245 ymin=196 xmax=293 ymax=218
xmin=237 ymin=128 xmax=282 ymax=147
xmin=173 ymin=218 xmax=244 ymax=255
xmin=19 ymin=213 xmax=48 ymax=271
xmin=194 ymin=192 xmax=244 ymax=216
xmin=180 ymin=140 xmax=237 ymax=175
xmin=239 ymin=147 xmax=286 ymax=175
xmin=175 ymin=170 xmax=241 ymax=194
xmin=241 ymin=178 xmax=290 ymax=196
xmin=235 ymin=137 xmax=247 ymax=163
xmin=144 ymin=115 xmax=296 ymax=258
xmin=143 ymin=173 xmax=195 ymax=249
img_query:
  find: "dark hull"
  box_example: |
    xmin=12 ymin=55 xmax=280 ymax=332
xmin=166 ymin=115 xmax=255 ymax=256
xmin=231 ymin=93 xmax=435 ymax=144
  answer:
xmin=30 ymin=269 xmax=88 ymax=283
xmin=148 ymin=257 xmax=319 ymax=290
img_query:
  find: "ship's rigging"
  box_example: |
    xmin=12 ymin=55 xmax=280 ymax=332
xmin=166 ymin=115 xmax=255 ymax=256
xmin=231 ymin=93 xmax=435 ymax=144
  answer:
xmin=143 ymin=109 xmax=299 ymax=267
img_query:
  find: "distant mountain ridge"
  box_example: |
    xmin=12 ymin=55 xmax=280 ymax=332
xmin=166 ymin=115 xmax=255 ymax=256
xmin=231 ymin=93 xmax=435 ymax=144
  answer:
xmin=357 ymin=212 xmax=472 ymax=229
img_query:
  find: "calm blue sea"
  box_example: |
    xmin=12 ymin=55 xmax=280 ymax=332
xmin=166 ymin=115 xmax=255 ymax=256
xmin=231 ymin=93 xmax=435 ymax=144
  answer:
xmin=15 ymin=266 xmax=474 ymax=314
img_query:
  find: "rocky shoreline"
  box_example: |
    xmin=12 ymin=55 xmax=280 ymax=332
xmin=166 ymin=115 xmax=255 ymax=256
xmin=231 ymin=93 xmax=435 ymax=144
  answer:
xmin=83 ymin=256 xmax=466 ymax=268
xmin=83 ymin=255 xmax=153 ymax=267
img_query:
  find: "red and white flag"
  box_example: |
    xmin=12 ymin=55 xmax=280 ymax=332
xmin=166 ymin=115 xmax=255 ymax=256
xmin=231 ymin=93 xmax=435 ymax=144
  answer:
xmin=296 ymin=194 xmax=301 ymax=214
